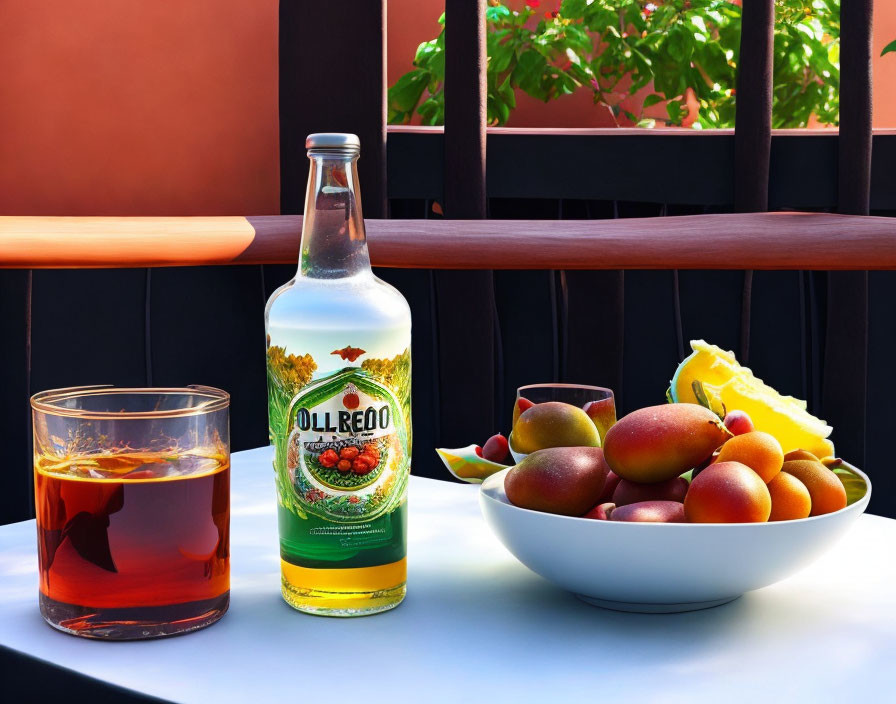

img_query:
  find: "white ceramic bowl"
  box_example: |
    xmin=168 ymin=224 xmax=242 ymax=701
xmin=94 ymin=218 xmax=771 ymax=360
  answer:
xmin=479 ymin=465 xmax=871 ymax=613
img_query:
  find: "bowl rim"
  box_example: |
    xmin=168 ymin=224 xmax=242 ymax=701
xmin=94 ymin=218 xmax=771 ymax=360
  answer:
xmin=480 ymin=462 xmax=871 ymax=527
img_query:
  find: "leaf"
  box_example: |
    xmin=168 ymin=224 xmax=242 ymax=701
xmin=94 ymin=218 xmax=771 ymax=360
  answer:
xmin=666 ymin=99 xmax=686 ymax=125
xmin=486 ymin=4 xmax=512 ymax=23
xmin=490 ymin=40 xmax=516 ymax=74
xmin=642 ymin=93 xmax=664 ymax=108
xmin=690 ymin=380 xmax=724 ymax=417
xmin=691 ymin=380 xmax=712 ymax=411
xmin=414 ymin=38 xmax=440 ymax=66
xmin=882 ymin=39 xmax=896 ymax=57
xmin=499 ymin=75 xmax=516 ymax=108
xmin=387 ymin=69 xmax=430 ymax=123
xmin=512 ymin=49 xmax=549 ymax=99
xmin=560 ymin=0 xmax=587 ymax=16
xmin=832 ymin=466 xmax=869 ymax=506
xmin=417 ymin=94 xmax=444 ymax=125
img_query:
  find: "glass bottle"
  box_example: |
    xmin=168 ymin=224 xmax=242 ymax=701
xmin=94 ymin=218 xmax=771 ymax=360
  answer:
xmin=265 ymin=133 xmax=411 ymax=616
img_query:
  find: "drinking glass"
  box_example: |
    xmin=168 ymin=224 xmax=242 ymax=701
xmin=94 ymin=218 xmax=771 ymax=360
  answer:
xmin=31 ymin=385 xmax=230 ymax=639
xmin=515 ymin=383 xmax=617 ymax=443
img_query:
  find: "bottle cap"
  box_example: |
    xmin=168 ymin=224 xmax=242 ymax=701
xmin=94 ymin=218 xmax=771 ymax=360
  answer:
xmin=305 ymin=133 xmax=361 ymax=152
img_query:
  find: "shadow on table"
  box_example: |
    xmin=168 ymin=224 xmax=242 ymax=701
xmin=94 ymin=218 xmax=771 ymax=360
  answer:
xmin=223 ymin=560 xmax=830 ymax=686
xmin=1 ymin=644 xmax=172 ymax=703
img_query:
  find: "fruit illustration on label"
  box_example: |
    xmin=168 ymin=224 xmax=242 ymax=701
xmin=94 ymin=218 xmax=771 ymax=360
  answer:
xmin=284 ymin=367 xmax=409 ymax=522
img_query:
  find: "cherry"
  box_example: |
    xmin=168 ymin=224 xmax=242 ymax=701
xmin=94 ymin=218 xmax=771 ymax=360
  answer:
xmin=724 ymin=410 xmax=755 ymax=436
xmin=482 ymin=433 xmax=510 ymax=464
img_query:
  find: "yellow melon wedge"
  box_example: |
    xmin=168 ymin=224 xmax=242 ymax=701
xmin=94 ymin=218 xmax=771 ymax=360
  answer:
xmin=670 ymin=340 xmax=834 ymax=458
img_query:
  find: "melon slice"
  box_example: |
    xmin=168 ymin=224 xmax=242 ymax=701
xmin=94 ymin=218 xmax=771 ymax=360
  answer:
xmin=670 ymin=340 xmax=834 ymax=458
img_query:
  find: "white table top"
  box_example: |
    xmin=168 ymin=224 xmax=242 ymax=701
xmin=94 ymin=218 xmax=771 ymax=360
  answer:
xmin=2 ymin=445 xmax=895 ymax=703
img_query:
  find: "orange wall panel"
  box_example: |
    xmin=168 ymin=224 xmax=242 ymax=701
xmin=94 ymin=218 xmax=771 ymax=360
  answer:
xmin=0 ymin=1 xmax=279 ymax=216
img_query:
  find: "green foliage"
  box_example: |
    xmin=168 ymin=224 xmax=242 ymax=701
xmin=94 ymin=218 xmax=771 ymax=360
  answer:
xmin=267 ymin=346 xmax=317 ymax=519
xmin=388 ymin=1 xmax=841 ymax=129
xmin=883 ymin=39 xmax=896 ymax=57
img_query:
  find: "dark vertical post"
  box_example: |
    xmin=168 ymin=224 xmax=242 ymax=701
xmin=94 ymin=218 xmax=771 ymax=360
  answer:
xmin=838 ymin=0 xmax=874 ymax=215
xmin=444 ymin=0 xmax=487 ymax=220
xmin=824 ymin=0 xmax=873 ymax=466
xmin=279 ymin=1 xmax=388 ymax=218
xmin=564 ymin=200 xmax=625 ymax=405
xmin=435 ymin=0 xmax=497 ymax=445
xmin=733 ymin=0 xmax=775 ymax=364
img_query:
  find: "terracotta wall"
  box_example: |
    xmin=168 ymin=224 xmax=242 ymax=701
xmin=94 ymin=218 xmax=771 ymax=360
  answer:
xmin=0 ymin=1 xmax=892 ymax=216
xmin=0 ymin=1 xmax=279 ymax=216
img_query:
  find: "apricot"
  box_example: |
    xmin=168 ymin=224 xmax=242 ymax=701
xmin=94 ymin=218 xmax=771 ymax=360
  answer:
xmin=610 ymin=501 xmax=685 ymax=523
xmin=767 ymin=471 xmax=812 ymax=521
xmin=583 ymin=502 xmax=615 ymax=520
xmin=612 ymin=476 xmax=688 ymax=506
xmin=504 ymin=446 xmax=608 ymax=516
xmin=783 ymin=449 xmax=819 ymax=463
xmin=603 ymin=404 xmax=732 ymax=483
xmin=512 ymin=401 xmax=600 ymax=454
xmin=781 ymin=459 xmax=847 ymax=516
xmin=684 ymin=461 xmax=771 ymax=523
xmin=715 ymin=431 xmax=784 ymax=483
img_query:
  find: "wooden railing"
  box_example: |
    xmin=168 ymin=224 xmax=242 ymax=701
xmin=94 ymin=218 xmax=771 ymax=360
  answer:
xmin=4 ymin=213 xmax=896 ymax=271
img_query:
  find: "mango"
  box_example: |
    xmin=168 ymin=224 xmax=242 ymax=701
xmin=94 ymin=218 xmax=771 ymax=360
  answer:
xmin=511 ymin=401 xmax=600 ymax=455
xmin=610 ymin=501 xmax=685 ymax=523
xmin=603 ymin=404 xmax=732 ymax=483
xmin=504 ymin=446 xmax=609 ymax=516
xmin=612 ymin=476 xmax=688 ymax=506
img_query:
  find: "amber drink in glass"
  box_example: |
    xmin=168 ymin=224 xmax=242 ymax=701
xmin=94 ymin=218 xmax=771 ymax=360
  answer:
xmin=31 ymin=386 xmax=230 ymax=639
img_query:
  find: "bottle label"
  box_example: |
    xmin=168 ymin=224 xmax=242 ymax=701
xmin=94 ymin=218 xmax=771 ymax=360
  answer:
xmin=267 ymin=347 xmax=410 ymax=523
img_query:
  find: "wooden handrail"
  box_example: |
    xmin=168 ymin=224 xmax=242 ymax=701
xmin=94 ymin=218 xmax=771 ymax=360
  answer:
xmin=2 ymin=212 xmax=896 ymax=270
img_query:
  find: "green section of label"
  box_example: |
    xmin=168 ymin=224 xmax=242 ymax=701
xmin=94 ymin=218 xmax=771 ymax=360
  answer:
xmin=285 ymin=368 xmax=409 ymax=521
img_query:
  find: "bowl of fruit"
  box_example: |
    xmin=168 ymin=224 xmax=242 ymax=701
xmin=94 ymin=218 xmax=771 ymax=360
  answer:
xmin=445 ymin=341 xmax=871 ymax=612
